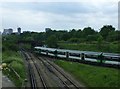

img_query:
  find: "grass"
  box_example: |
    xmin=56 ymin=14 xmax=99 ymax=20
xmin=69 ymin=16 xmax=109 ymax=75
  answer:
xmin=2 ymin=50 xmax=26 ymax=87
xmin=54 ymin=60 xmax=120 ymax=87
xmin=58 ymin=42 xmax=120 ymax=53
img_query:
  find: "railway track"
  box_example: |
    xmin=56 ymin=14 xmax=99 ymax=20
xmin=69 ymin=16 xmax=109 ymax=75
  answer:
xmin=38 ymin=56 xmax=81 ymax=89
xmin=22 ymin=51 xmax=47 ymax=89
xmin=28 ymin=63 xmax=37 ymax=89
xmin=28 ymin=52 xmax=61 ymax=88
xmin=22 ymin=51 xmax=37 ymax=89
xmin=22 ymin=51 xmax=84 ymax=88
xmin=29 ymin=53 xmax=47 ymax=89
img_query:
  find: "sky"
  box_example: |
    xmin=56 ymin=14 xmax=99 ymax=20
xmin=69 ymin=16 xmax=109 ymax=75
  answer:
xmin=0 ymin=0 xmax=119 ymax=32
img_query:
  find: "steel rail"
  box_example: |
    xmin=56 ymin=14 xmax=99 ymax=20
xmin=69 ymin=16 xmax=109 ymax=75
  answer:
xmin=28 ymin=53 xmax=48 ymax=89
xmin=22 ymin=51 xmax=37 ymax=89
xmin=28 ymin=63 xmax=37 ymax=89
xmin=38 ymin=56 xmax=80 ymax=89
xmin=39 ymin=57 xmax=70 ymax=89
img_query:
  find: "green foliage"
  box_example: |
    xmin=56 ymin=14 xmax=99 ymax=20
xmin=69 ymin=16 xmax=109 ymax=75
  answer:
xmin=100 ymin=25 xmax=115 ymax=39
xmin=2 ymin=41 xmax=18 ymax=51
xmin=82 ymin=27 xmax=96 ymax=38
xmin=59 ymin=43 xmax=97 ymax=51
xmin=58 ymin=42 xmax=120 ymax=53
xmin=2 ymin=25 xmax=119 ymax=52
xmin=97 ymin=35 xmax=103 ymax=50
xmin=2 ymin=51 xmax=23 ymax=64
xmin=10 ymin=61 xmax=26 ymax=78
xmin=20 ymin=44 xmax=31 ymax=50
xmin=2 ymin=34 xmax=19 ymax=51
xmin=107 ymin=30 xmax=120 ymax=42
xmin=68 ymin=38 xmax=80 ymax=43
xmin=2 ymin=51 xmax=26 ymax=87
xmin=1 ymin=24 xmax=119 ymax=87
xmin=86 ymin=34 xmax=99 ymax=42
xmin=2 ymin=34 xmax=26 ymax=86
xmin=46 ymin=35 xmax=58 ymax=48
xmin=55 ymin=60 xmax=120 ymax=87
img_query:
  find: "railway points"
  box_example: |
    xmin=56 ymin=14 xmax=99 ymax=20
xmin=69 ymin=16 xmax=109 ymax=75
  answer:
xmin=21 ymin=50 xmax=84 ymax=88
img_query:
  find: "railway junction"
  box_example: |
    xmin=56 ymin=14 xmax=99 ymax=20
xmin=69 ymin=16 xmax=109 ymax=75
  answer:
xmin=21 ymin=50 xmax=85 ymax=88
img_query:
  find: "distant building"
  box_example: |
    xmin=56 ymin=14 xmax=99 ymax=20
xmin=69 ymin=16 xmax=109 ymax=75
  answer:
xmin=3 ymin=28 xmax=13 ymax=35
xmin=17 ymin=27 xmax=21 ymax=34
xmin=23 ymin=31 xmax=31 ymax=33
xmin=2 ymin=27 xmax=22 ymax=35
xmin=45 ymin=28 xmax=52 ymax=32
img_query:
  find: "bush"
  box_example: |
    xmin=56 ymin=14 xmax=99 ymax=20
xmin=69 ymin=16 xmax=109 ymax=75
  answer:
xmin=46 ymin=35 xmax=58 ymax=48
xmin=68 ymin=38 xmax=80 ymax=43
xmin=55 ymin=60 xmax=120 ymax=87
xmin=2 ymin=41 xmax=18 ymax=52
xmin=2 ymin=51 xmax=26 ymax=87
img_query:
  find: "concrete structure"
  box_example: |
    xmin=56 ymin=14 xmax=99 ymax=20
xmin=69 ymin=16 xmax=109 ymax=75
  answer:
xmin=2 ymin=27 xmax=22 ymax=35
xmin=17 ymin=27 xmax=21 ymax=34
xmin=45 ymin=28 xmax=52 ymax=32
xmin=3 ymin=28 xmax=13 ymax=35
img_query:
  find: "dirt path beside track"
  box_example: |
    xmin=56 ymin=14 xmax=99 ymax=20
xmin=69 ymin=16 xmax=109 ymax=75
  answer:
xmin=2 ymin=75 xmax=15 ymax=88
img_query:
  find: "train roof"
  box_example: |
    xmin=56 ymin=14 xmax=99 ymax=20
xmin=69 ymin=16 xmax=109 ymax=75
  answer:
xmin=34 ymin=46 xmax=120 ymax=58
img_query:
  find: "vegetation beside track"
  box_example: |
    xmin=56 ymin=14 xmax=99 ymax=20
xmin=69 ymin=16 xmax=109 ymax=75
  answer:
xmin=2 ymin=34 xmax=27 ymax=87
xmin=1 ymin=24 xmax=120 ymax=87
xmin=2 ymin=50 xmax=26 ymax=87
xmin=58 ymin=42 xmax=120 ymax=53
xmin=54 ymin=60 xmax=120 ymax=87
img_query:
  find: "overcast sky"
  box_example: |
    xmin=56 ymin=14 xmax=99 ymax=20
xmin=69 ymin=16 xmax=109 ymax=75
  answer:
xmin=0 ymin=0 xmax=119 ymax=32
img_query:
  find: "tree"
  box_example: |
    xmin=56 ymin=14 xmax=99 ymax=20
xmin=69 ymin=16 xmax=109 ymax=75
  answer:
xmin=82 ymin=27 xmax=96 ymax=38
xmin=61 ymin=33 xmax=70 ymax=41
xmin=75 ymin=29 xmax=82 ymax=38
xmin=86 ymin=34 xmax=99 ymax=42
xmin=99 ymin=25 xmax=115 ymax=40
xmin=106 ymin=30 xmax=120 ymax=42
xmin=68 ymin=38 xmax=80 ymax=43
xmin=2 ymin=34 xmax=19 ymax=51
xmin=68 ymin=29 xmax=77 ymax=38
xmin=46 ymin=35 xmax=58 ymax=48
xmin=97 ymin=35 xmax=103 ymax=50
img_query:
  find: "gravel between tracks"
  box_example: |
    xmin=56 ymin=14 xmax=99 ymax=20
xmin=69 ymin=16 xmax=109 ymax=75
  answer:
xmin=23 ymin=51 xmax=86 ymax=88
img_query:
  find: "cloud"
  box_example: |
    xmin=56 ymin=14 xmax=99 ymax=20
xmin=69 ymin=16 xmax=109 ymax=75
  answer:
xmin=2 ymin=8 xmax=52 ymax=31
xmin=1 ymin=2 xmax=117 ymax=15
xmin=1 ymin=1 xmax=118 ymax=32
xmin=1 ymin=0 xmax=119 ymax=2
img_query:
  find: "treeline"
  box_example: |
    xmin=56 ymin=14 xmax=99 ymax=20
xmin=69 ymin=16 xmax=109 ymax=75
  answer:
xmin=45 ymin=25 xmax=119 ymax=43
xmin=2 ymin=25 xmax=120 ymax=51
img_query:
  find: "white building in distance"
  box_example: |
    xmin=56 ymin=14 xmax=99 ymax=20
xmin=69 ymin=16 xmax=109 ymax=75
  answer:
xmin=2 ymin=28 xmax=13 ymax=35
xmin=2 ymin=27 xmax=21 ymax=35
